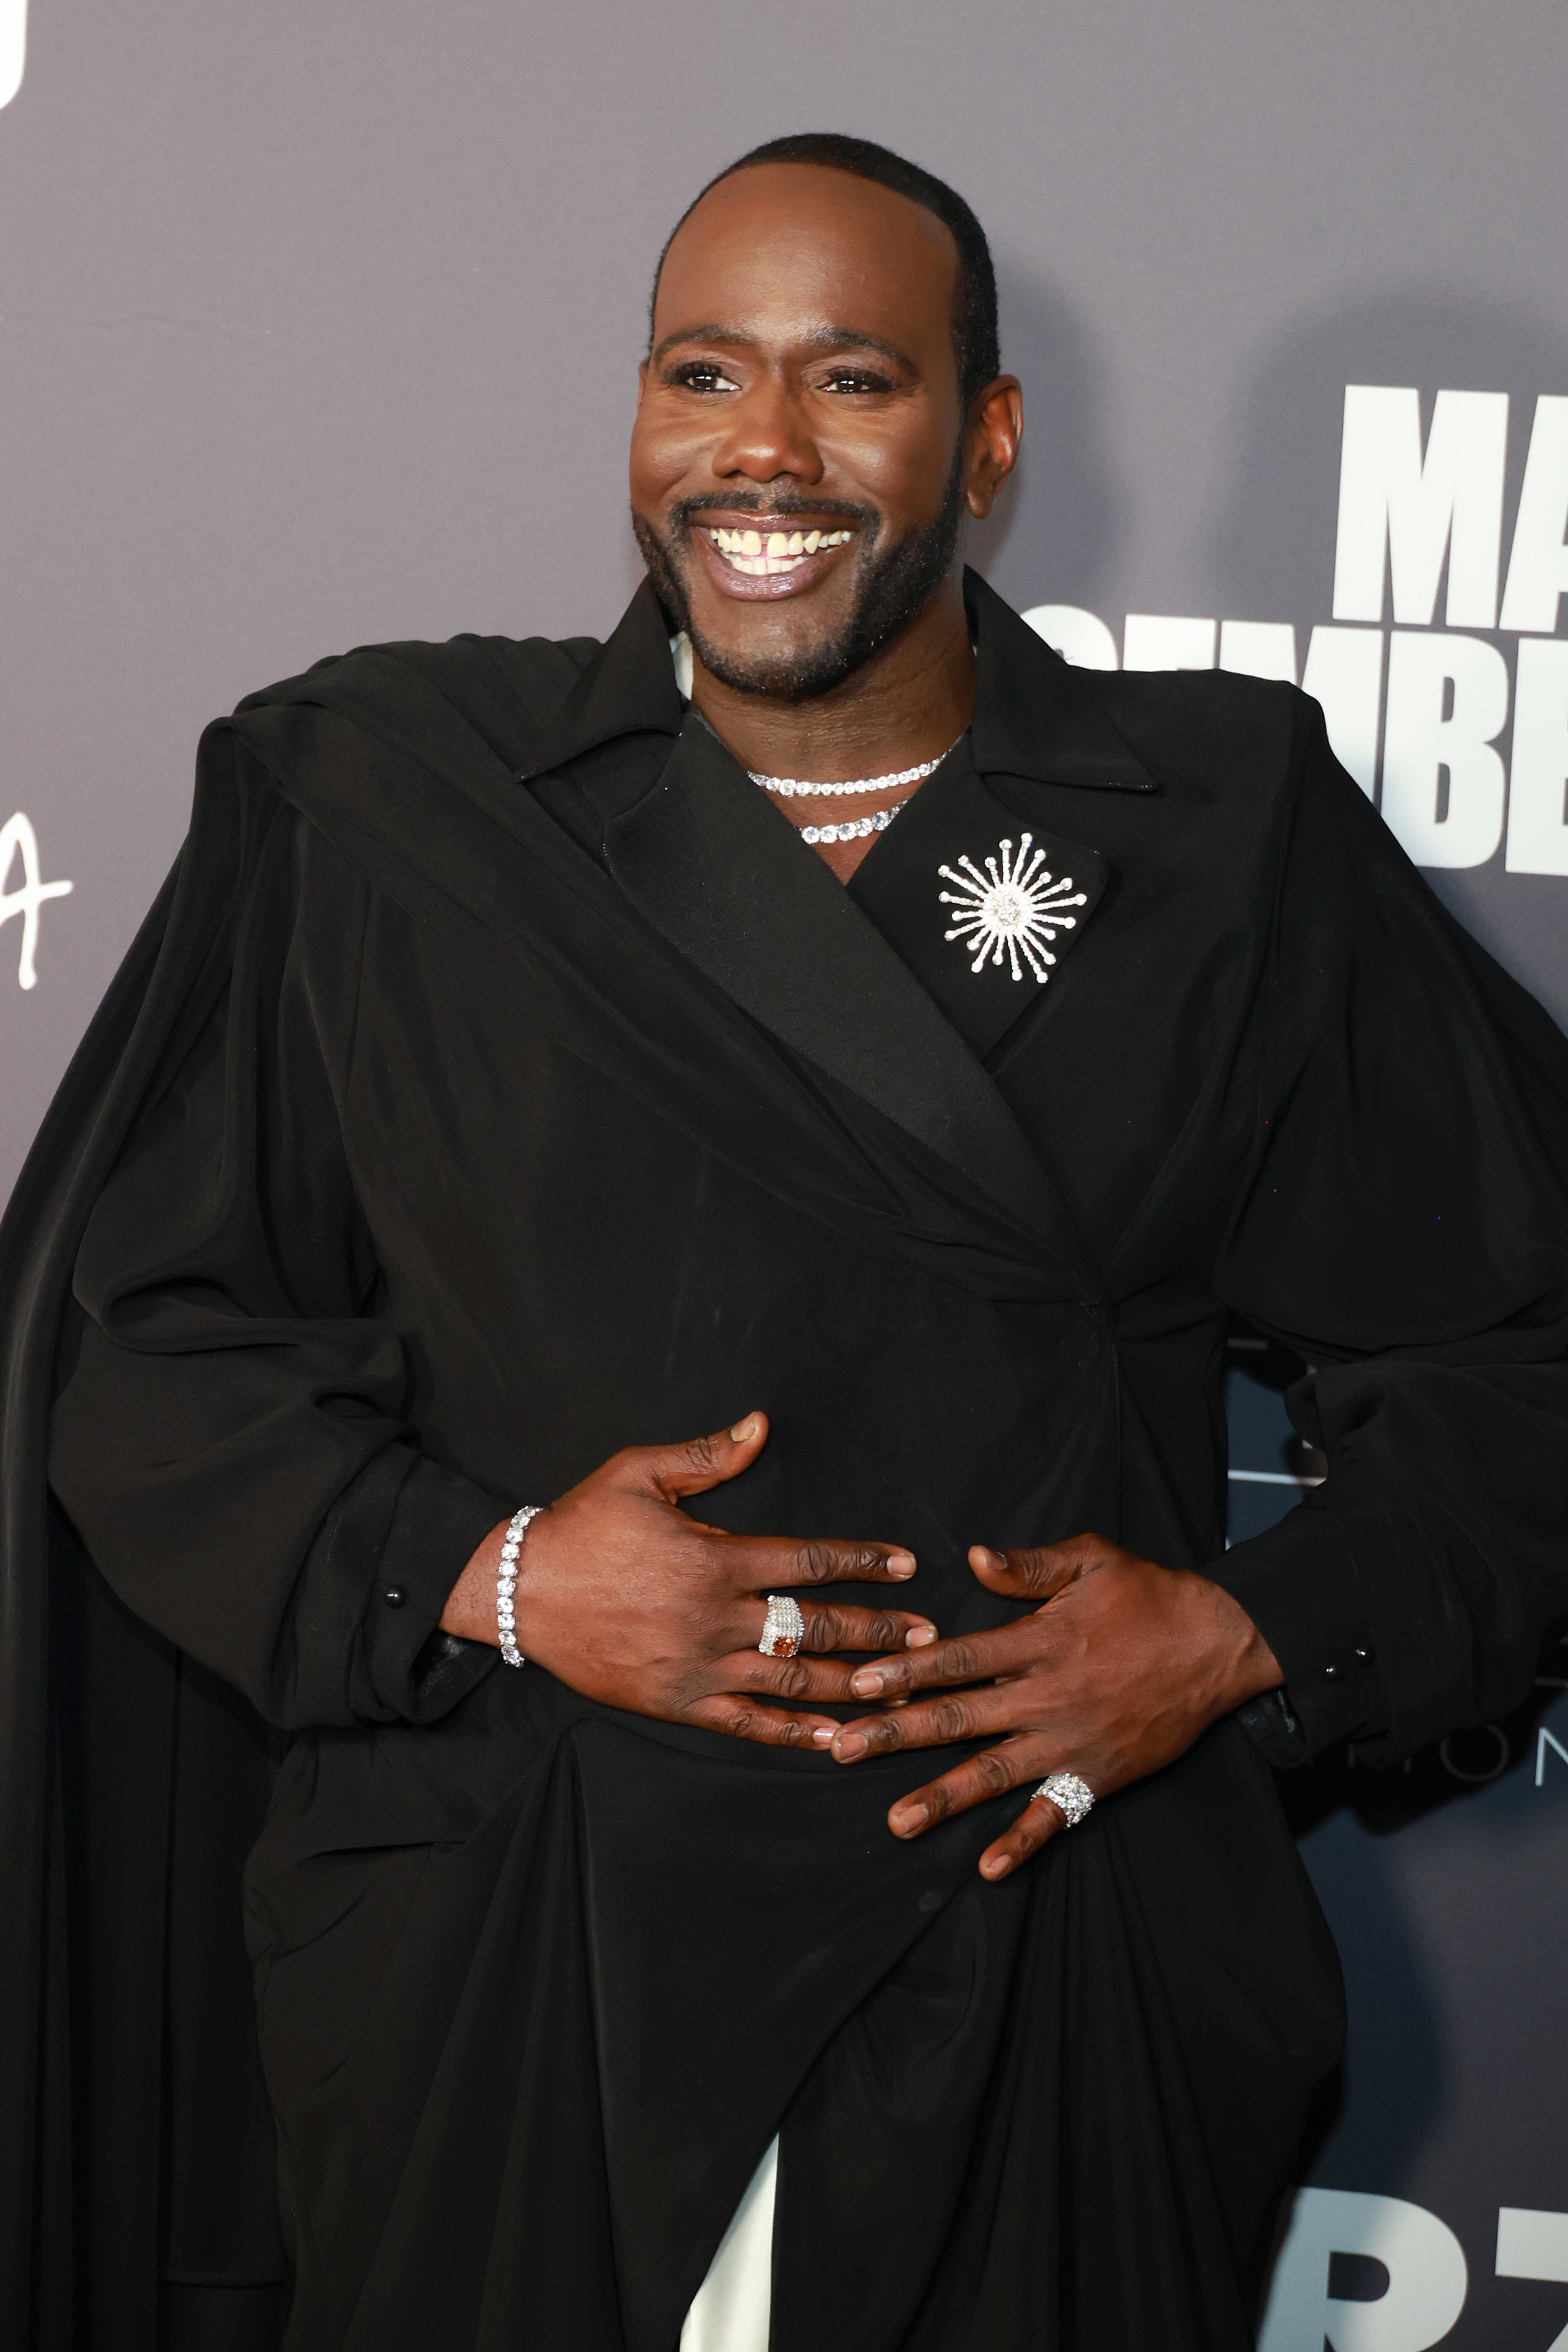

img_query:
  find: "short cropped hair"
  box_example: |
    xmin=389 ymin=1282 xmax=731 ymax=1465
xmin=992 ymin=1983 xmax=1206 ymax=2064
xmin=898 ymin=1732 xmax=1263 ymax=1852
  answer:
xmin=650 ymin=132 xmax=1000 ymax=410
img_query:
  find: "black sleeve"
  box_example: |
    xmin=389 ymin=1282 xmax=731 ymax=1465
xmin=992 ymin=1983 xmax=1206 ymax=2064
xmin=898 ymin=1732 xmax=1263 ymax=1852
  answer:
xmin=48 ymin=798 xmax=507 ymax=1730
xmin=1210 ymin=701 xmax=1568 ymax=1765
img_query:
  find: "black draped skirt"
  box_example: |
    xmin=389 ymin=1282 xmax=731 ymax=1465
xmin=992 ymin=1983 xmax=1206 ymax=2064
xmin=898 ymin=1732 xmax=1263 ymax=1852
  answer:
xmin=246 ymin=1666 xmax=1341 ymax=2352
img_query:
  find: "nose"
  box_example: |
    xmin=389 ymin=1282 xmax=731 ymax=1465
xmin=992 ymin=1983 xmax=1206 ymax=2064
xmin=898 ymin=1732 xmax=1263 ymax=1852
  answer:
xmin=709 ymin=374 xmax=825 ymax=490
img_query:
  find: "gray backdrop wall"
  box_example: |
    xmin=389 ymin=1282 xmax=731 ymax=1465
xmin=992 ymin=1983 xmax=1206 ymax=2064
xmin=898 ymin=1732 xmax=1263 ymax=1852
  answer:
xmin=1 ymin=4 xmax=1564 ymax=2345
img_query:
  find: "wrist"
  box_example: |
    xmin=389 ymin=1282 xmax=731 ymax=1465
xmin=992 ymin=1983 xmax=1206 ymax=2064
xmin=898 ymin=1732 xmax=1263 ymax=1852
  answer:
xmin=437 ymin=1506 xmax=546 ymax=1655
xmin=439 ymin=1517 xmax=510 ymax=1643
xmin=1200 ymin=1571 xmax=1285 ymax=1711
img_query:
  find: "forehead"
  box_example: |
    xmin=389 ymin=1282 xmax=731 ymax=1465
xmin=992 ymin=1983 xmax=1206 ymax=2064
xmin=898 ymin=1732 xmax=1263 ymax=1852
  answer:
xmin=654 ymin=162 xmax=960 ymax=361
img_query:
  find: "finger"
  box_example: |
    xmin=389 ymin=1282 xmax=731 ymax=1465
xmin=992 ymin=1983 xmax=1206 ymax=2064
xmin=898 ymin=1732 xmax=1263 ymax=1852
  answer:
xmin=718 ymin=1650 xmax=915 ymax=1710
xmin=736 ymin=1531 xmax=918 ymax=1586
xmin=878 ymin=1737 xmax=1043 ymax=1840
xmin=683 ymin=1693 xmax=842 ymax=1750
xmin=733 ymin=1601 xmax=935 ymax=1662
xmin=968 ymin=1538 xmax=1093 ymax=1602
xmin=828 ymin=1684 xmax=1019 ymax=1763
xmin=978 ymin=1784 xmax=1078 ymax=1881
xmin=842 ymin=1624 xmax=1023 ymax=1705
xmin=626 ymin=1413 xmax=770 ymax=1504
xmin=797 ymin=1603 xmax=937 ymax=1655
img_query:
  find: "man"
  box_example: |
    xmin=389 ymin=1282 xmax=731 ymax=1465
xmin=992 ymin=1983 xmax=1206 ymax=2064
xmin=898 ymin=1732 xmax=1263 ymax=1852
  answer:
xmin=4 ymin=131 xmax=1567 ymax=2351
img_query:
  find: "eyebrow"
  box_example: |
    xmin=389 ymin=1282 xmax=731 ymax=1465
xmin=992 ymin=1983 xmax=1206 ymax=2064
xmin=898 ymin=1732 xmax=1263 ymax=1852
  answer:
xmin=650 ymin=321 xmax=918 ymax=372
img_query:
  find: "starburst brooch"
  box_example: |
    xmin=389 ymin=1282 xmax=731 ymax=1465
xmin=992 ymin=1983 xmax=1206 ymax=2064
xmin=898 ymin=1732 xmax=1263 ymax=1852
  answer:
xmin=938 ymin=833 xmax=1089 ymax=983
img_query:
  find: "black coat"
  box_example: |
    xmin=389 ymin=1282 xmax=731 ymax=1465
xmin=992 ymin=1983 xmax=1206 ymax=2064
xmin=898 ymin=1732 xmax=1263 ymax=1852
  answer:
xmin=6 ymin=572 xmax=1567 ymax=2349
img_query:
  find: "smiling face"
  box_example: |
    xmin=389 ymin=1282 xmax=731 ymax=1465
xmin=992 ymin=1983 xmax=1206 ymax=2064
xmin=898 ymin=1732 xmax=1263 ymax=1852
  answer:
xmin=630 ymin=162 xmax=986 ymax=701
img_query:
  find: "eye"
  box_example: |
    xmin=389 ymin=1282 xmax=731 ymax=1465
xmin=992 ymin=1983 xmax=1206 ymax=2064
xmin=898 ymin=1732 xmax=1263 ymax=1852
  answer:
xmin=669 ymin=360 xmax=741 ymax=394
xmin=820 ymin=367 xmax=894 ymax=395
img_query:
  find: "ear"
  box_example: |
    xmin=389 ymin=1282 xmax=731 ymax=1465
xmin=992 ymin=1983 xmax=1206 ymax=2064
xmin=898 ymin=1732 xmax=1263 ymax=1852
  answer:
xmin=964 ymin=377 xmax=1023 ymax=519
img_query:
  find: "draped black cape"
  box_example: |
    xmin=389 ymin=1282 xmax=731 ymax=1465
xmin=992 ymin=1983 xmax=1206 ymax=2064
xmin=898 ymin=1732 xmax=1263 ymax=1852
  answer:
xmin=5 ymin=573 xmax=1568 ymax=2349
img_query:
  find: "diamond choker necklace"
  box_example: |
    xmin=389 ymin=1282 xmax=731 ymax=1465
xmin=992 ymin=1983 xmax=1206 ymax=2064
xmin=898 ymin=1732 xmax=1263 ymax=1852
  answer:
xmin=798 ymin=802 xmax=909 ymax=846
xmin=747 ymin=738 xmax=962 ymax=798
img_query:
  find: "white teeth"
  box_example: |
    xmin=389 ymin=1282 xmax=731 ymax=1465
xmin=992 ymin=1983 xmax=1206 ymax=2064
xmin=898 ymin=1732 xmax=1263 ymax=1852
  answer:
xmin=705 ymin=522 xmax=854 ymax=576
xmin=724 ymin=552 xmax=808 ymax=574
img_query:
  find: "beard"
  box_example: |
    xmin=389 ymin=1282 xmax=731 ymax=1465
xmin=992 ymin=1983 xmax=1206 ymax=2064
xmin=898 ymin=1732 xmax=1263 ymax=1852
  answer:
xmin=631 ymin=439 xmax=966 ymax=701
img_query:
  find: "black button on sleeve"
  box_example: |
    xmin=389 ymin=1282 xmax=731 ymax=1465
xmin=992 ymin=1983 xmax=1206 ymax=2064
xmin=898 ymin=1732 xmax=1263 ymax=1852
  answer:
xmin=383 ymin=1586 xmax=406 ymax=1608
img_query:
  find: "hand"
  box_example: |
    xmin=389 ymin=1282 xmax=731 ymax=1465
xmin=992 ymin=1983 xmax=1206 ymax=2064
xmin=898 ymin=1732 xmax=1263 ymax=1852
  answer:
xmin=440 ymin=1414 xmax=935 ymax=1748
xmin=826 ymin=1533 xmax=1282 ymax=1879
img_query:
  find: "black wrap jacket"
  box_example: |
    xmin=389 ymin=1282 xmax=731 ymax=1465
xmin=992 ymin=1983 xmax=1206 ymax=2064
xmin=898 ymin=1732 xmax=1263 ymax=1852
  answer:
xmin=5 ymin=572 xmax=1567 ymax=2349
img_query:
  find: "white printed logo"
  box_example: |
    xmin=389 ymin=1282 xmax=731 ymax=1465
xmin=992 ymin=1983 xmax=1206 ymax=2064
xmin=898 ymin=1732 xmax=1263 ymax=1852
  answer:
xmin=0 ymin=813 xmax=73 ymax=989
xmin=1025 ymin=385 xmax=1568 ymax=881
xmin=1257 ymin=2188 xmax=1568 ymax=2349
xmin=0 ymin=1 xmax=24 ymax=110
xmin=1260 ymin=2189 xmax=1467 ymax=2349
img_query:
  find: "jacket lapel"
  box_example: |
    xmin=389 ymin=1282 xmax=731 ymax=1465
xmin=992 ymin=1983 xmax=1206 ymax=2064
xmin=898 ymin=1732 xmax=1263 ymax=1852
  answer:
xmin=847 ymin=736 xmax=1108 ymax=1061
xmin=964 ymin=570 xmax=1155 ymax=793
xmin=600 ymin=711 xmax=1076 ymax=1255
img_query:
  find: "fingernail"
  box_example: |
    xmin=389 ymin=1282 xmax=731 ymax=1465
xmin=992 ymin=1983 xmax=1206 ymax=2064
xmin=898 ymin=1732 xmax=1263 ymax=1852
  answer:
xmin=811 ymin=1725 xmax=835 ymax=1746
xmin=833 ymin=1730 xmax=867 ymax=1761
xmin=890 ymin=1804 xmax=928 ymax=1837
xmin=730 ymin=1417 xmax=758 ymax=1443
xmin=886 ymin=1550 xmax=916 ymax=1577
xmin=905 ymin=1623 xmax=937 ymax=1648
xmin=850 ymin=1668 xmax=886 ymax=1697
xmin=982 ymin=1854 xmax=1013 ymax=1879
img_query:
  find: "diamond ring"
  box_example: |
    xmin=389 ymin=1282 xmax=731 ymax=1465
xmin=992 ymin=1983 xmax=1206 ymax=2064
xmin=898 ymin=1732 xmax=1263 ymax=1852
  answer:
xmin=758 ymin=1594 xmax=806 ymax=1658
xmin=1035 ymin=1771 xmax=1095 ymax=1828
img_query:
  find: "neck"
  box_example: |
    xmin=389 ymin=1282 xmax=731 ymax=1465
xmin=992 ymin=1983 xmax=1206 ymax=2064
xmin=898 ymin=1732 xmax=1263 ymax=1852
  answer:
xmin=688 ymin=575 xmax=975 ymax=783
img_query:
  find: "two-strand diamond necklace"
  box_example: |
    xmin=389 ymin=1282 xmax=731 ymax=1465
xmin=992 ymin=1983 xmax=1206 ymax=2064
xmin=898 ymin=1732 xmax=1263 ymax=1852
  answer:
xmin=747 ymin=740 xmax=960 ymax=846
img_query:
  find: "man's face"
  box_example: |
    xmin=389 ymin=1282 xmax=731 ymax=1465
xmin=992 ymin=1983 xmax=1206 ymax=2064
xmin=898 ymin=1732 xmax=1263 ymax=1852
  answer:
xmin=630 ymin=163 xmax=971 ymax=699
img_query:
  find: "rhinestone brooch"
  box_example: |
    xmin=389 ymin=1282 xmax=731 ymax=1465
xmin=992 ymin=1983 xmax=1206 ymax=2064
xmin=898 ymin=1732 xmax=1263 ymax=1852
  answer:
xmin=939 ymin=832 xmax=1088 ymax=983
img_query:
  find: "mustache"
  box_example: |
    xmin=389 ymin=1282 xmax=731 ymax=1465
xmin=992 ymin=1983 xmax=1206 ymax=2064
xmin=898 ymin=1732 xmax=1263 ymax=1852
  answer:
xmin=669 ymin=492 xmax=880 ymax=534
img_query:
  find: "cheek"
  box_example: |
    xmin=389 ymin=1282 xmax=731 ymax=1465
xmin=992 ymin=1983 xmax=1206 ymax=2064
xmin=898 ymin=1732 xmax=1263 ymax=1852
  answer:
xmin=827 ymin=418 xmax=954 ymax=518
xmin=629 ymin=410 xmax=709 ymax=508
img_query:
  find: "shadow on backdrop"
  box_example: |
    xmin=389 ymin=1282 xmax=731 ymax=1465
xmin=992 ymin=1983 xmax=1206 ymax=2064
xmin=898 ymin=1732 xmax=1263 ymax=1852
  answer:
xmin=970 ymin=267 xmax=1126 ymax=612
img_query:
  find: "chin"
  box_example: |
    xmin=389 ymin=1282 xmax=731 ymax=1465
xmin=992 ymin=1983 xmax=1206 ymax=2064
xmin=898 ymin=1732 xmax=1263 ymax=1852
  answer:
xmin=687 ymin=616 xmax=865 ymax=702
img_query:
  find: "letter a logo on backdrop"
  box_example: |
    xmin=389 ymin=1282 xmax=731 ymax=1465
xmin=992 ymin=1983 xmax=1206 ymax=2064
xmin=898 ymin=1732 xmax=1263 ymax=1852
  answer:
xmin=0 ymin=0 xmax=23 ymax=110
xmin=0 ymin=815 xmax=71 ymax=990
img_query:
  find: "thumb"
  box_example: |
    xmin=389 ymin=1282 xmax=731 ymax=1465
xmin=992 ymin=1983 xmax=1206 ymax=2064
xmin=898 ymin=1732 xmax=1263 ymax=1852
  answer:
xmin=638 ymin=1412 xmax=770 ymax=1503
xmin=968 ymin=1539 xmax=1087 ymax=1603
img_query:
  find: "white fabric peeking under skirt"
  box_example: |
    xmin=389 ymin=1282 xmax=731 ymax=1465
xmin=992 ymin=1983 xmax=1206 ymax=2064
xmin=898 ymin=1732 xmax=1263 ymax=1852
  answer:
xmin=680 ymin=2134 xmax=778 ymax=2352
